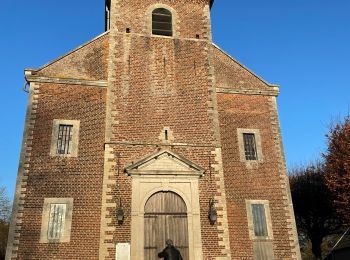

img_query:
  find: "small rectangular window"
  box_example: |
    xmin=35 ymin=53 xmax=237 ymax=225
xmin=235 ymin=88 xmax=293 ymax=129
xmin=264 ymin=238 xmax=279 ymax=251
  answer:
xmin=40 ymin=198 xmax=73 ymax=243
xmin=243 ymin=133 xmax=257 ymax=160
xmin=50 ymin=120 xmax=80 ymax=157
xmin=57 ymin=125 xmax=73 ymax=155
xmin=251 ymin=204 xmax=268 ymax=237
xmin=48 ymin=204 xmax=67 ymax=240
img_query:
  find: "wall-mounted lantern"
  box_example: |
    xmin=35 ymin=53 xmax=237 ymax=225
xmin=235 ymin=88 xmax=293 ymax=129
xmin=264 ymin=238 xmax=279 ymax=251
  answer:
xmin=116 ymin=198 xmax=124 ymax=225
xmin=208 ymin=198 xmax=217 ymax=225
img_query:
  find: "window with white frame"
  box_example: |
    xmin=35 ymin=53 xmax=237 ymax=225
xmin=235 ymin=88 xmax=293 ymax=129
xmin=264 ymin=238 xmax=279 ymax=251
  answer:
xmin=40 ymin=198 xmax=73 ymax=243
xmin=50 ymin=119 xmax=80 ymax=157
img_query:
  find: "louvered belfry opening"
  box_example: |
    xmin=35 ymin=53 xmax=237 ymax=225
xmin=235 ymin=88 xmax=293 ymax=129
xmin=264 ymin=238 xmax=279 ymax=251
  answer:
xmin=152 ymin=8 xmax=173 ymax=36
xmin=144 ymin=192 xmax=189 ymax=260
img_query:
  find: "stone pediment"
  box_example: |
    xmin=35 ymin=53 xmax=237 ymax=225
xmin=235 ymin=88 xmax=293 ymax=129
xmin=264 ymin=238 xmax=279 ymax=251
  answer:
xmin=124 ymin=150 xmax=205 ymax=177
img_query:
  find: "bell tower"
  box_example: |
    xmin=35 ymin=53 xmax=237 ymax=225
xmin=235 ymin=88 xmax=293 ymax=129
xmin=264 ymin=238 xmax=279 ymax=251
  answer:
xmin=99 ymin=0 xmax=232 ymax=259
xmin=104 ymin=0 xmax=215 ymax=39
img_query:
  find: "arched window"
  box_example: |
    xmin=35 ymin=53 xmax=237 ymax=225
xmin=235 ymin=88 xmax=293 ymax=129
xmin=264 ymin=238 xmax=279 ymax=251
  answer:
xmin=152 ymin=8 xmax=173 ymax=36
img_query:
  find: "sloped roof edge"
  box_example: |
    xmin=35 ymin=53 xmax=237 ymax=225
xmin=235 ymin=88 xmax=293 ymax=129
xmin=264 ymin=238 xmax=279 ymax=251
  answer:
xmin=25 ymin=31 xmax=110 ymax=73
xmin=212 ymin=43 xmax=279 ymax=88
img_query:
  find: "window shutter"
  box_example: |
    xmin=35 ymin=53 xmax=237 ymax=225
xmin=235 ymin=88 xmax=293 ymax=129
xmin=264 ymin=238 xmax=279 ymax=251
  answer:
xmin=251 ymin=204 xmax=268 ymax=237
xmin=48 ymin=204 xmax=67 ymax=240
xmin=152 ymin=8 xmax=173 ymax=36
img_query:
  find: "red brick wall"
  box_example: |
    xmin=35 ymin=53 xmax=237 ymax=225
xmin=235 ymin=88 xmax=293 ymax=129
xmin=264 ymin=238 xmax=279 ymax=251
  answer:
xmin=112 ymin=0 xmax=211 ymax=39
xmin=110 ymin=36 xmax=214 ymax=144
xmin=217 ymin=93 xmax=294 ymax=259
xmin=213 ymin=46 xmax=272 ymax=90
xmin=105 ymin=31 xmax=227 ymax=257
xmin=15 ymin=83 xmax=106 ymax=260
xmin=36 ymin=34 xmax=109 ymax=81
xmin=103 ymin=0 xmax=229 ymax=256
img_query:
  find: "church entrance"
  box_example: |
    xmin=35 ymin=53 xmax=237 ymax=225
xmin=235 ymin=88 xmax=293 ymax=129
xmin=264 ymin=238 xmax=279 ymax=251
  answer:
xmin=144 ymin=191 xmax=189 ymax=260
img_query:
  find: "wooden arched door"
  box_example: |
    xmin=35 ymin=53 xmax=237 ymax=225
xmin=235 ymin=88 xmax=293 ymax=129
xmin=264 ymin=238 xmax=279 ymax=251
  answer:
xmin=144 ymin=191 xmax=189 ymax=260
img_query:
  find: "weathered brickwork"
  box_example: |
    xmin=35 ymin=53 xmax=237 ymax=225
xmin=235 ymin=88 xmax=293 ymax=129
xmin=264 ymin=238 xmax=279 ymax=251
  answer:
xmin=6 ymin=82 xmax=39 ymax=260
xmin=213 ymin=46 xmax=274 ymax=91
xmin=7 ymin=0 xmax=300 ymax=259
xmin=99 ymin=1 xmax=233 ymax=257
xmin=217 ymin=93 xmax=299 ymax=259
xmin=112 ymin=0 xmax=212 ymax=39
xmin=36 ymin=33 xmax=109 ymax=81
xmin=11 ymin=83 xmax=106 ymax=260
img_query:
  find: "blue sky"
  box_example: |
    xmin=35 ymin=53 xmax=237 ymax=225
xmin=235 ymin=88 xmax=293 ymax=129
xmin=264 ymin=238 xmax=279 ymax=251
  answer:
xmin=0 ymin=0 xmax=349 ymax=199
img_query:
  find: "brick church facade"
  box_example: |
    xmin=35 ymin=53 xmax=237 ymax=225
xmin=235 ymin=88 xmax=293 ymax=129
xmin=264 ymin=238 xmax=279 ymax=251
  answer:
xmin=6 ymin=0 xmax=301 ymax=259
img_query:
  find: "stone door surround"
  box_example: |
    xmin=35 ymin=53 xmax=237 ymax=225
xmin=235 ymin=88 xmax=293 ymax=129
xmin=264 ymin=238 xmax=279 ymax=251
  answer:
xmin=126 ymin=150 xmax=204 ymax=260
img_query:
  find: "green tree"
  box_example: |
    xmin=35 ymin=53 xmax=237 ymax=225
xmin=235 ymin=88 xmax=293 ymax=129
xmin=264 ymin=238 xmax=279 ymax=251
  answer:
xmin=323 ymin=116 xmax=350 ymax=225
xmin=289 ymin=163 xmax=341 ymax=260
xmin=0 ymin=186 xmax=11 ymax=260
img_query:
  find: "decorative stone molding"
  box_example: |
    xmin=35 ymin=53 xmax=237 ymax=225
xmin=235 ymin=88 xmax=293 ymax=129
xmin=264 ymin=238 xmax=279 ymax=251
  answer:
xmin=6 ymin=83 xmax=40 ymax=260
xmin=204 ymin=11 xmax=232 ymax=256
xmin=216 ymin=87 xmax=279 ymax=97
xmin=98 ymin=145 xmax=117 ymax=260
xmin=99 ymin=0 xmax=123 ymax=258
xmin=211 ymin=148 xmax=232 ymax=259
xmin=125 ymin=150 xmax=205 ymax=177
xmin=25 ymin=75 xmax=107 ymax=87
xmin=128 ymin=150 xmax=204 ymax=260
xmin=39 ymin=198 xmax=74 ymax=243
xmin=105 ymin=140 xmax=218 ymax=148
xmin=203 ymin=3 xmax=213 ymax=42
xmin=268 ymin=96 xmax=301 ymax=260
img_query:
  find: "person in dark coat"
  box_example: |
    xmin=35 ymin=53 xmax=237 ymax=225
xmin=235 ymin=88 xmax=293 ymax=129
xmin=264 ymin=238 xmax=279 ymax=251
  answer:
xmin=158 ymin=239 xmax=183 ymax=260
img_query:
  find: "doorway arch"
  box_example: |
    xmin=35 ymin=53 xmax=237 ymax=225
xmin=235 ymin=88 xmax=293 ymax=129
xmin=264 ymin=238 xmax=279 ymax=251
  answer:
xmin=144 ymin=191 xmax=189 ymax=260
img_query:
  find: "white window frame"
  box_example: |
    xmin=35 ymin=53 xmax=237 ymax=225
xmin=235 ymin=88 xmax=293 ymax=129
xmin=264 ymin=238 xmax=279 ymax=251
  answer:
xmin=50 ymin=119 xmax=80 ymax=157
xmin=246 ymin=200 xmax=273 ymax=240
xmin=237 ymin=129 xmax=263 ymax=164
xmin=40 ymin=198 xmax=74 ymax=243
